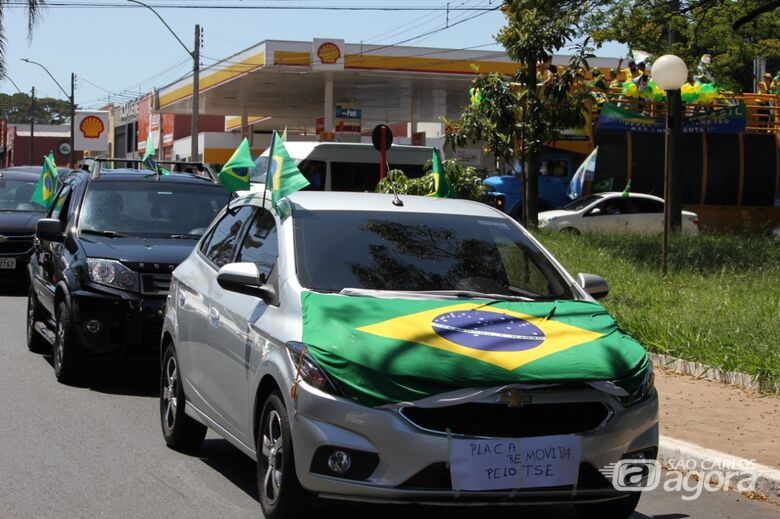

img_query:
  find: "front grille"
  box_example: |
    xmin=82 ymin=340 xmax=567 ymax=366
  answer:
xmin=0 ymin=235 xmax=34 ymax=255
xmin=141 ymin=273 xmax=172 ymax=295
xmin=400 ymin=402 xmax=610 ymax=438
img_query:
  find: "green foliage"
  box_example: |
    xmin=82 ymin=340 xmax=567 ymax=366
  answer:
xmin=584 ymin=0 xmax=780 ymax=92
xmin=536 ymin=230 xmax=780 ymax=387
xmin=0 ymin=1 xmax=46 ymax=77
xmin=375 ymin=159 xmax=483 ymax=201
xmin=0 ymin=93 xmax=74 ymax=124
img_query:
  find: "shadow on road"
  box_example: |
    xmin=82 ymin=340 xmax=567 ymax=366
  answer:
xmin=0 ymin=280 xmax=28 ymax=297
xmin=198 ymin=438 xmax=258 ymax=500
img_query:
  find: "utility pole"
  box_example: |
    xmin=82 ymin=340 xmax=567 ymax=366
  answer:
xmin=29 ymin=87 xmax=35 ymax=166
xmin=191 ymin=24 xmax=200 ymax=162
xmin=70 ymin=73 xmax=75 ymax=167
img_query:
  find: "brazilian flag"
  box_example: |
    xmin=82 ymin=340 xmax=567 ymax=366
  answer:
xmin=428 ymin=148 xmax=453 ymax=198
xmin=301 ymin=292 xmax=649 ymax=406
xmin=218 ymin=137 xmax=254 ymax=192
xmin=265 ymin=130 xmax=309 ymax=206
xmin=141 ymin=133 xmax=158 ymax=172
xmin=30 ymin=153 xmax=59 ymax=209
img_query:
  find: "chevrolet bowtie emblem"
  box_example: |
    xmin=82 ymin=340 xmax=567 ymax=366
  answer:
xmin=499 ymin=388 xmax=533 ymax=408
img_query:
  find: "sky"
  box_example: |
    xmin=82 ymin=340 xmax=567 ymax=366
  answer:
xmin=1 ymin=1 xmax=627 ymax=110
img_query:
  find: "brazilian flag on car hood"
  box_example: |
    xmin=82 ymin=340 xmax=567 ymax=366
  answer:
xmin=301 ymin=292 xmax=649 ymax=407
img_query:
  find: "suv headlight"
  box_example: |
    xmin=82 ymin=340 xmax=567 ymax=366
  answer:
xmin=286 ymin=341 xmax=342 ymax=396
xmin=87 ymin=258 xmax=139 ymax=291
xmin=619 ymin=365 xmax=656 ymax=406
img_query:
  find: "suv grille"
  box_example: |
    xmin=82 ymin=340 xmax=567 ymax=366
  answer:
xmin=141 ymin=273 xmax=172 ymax=295
xmin=400 ymin=402 xmax=610 ymax=438
xmin=0 ymin=235 xmax=34 ymax=256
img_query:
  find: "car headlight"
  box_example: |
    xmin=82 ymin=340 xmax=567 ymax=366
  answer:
xmin=86 ymin=258 xmax=139 ymax=291
xmin=618 ymin=365 xmax=656 ymax=406
xmin=286 ymin=341 xmax=342 ymax=396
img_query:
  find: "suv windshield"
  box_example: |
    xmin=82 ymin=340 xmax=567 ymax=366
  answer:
xmin=293 ymin=210 xmax=572 ymax=300
xmin=562 ymin=194 xmax=603 ymax=211
xmin=79 ymin=181 xmax=229 ymax=238
xmin=0 ymin=179 xmax=46 ymax=212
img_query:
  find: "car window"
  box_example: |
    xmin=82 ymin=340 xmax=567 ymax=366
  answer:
xmin=540 ymin=159 xmax=568 ymax=177
xmin=330 ymin=162 xmax=381 ymax=192
xmin=562 ymin=194 xmax=602 ymax=211
xmin=202 ymin=206 xmax=254 ymax=268
xmin=236 ymin=209 xmax=278 ymax=281
xmin=588 ymin=198 xmax=628 ymax=216
xmin=631 ymin=197 xmax=664 ymax=214
xmin=297 ymin=160 xmax=327 ymax=191
xmin=293 ymin=210 xmax=572 ymax=299
xmin=0 ymin=178 xmax=45 ymax=212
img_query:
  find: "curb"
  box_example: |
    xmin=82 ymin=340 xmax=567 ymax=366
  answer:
xmin=648 ymin=352 xmax=780 ymax=394
xmin=659 ymin=435 xmax=780 ymax=501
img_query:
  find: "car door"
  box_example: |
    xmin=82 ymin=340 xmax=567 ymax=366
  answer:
xmin=581 ymin=197 xmax=629 ymax=233
xmin=204 ymin=207 xmax=280 ymax=442
xmin=629 ymin=197 xmax=665 ymax=233
xmin=183 ymin=205 xmax=254 ymax=437
xmin=33 ymin=184 xmax=73 ymax=315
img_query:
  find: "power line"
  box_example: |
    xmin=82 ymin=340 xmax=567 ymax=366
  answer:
xmin=3 ymin=2 xmax=497 ymax=11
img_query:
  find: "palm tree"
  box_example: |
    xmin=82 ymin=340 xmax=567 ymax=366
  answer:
xmin=0 ymin=1 xmax=46 ymax=77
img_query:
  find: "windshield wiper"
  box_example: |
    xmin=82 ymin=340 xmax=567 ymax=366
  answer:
xmin=169 ymin=234 xmax=200 ymax=240
xmin=80 ymin=229 xmax=129 ymax=238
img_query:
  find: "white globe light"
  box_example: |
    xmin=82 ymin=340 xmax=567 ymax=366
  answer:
xmin=652 ymin=54 xmax=689 ymax=91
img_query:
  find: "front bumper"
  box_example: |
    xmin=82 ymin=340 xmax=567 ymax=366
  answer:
xmin=70 ymin=287 xmax=166 ymax=355
xmin=290 ymin=384 xmax=658 ymax=504
xmin=0 ymin=241 xmax=33 ymax=278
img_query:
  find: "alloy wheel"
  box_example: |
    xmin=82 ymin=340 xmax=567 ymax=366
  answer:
xmin=261 ymin=410 xmax=284 ymax=504
xmin=162 ymin=356 xmax=178 ymax=431
xmin=54 ymin=320 xmax=65 ymax=371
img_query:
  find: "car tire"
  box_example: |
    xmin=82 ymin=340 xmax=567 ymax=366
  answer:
xmin=257 ymin=390 xmax=311 ymax=519
xmin=160 ymin=344 xmax=207 ymax=452
xmin=26 ymin=288 xmax=50 ymax=354
xmin=575 ymin=492 xmax=641 ymax=519
xmin=53 ymin=302 xmax=89 ymax=385
xmin=561 ymin=227 xmax=581 ymax=235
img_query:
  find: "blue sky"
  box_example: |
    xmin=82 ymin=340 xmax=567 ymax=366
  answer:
xmin=1 ymin=1 xmax=626 ymax=109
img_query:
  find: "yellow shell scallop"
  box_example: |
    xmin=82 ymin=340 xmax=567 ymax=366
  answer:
xmin=80 ymin=116 xmax=105 ymax=139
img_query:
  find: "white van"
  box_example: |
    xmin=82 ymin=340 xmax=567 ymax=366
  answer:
xmin=249 ymin=141 xmax=433 ymax=193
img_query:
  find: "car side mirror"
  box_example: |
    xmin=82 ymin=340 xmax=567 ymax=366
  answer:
xmin=217 ymin=262 xmax=279 ymax=306
xmin=577 ymin=272 xmax=609 ymax=300
xmin=36 ymin=218 xmax=64 ymax=243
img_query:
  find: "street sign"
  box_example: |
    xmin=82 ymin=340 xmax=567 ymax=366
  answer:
xmin=74 ymin=111 xmax=109 ymax=152
xmin=372 ymin=124 xmax=393 ymax=152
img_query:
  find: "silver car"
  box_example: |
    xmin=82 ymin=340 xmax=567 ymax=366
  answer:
xmin=159 ymin=191 xmax=658 ymax=519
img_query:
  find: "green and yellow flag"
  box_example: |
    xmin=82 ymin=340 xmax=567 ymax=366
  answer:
xmin=429 ymin=148 xmax=453 ymax=198
xmin=265 ymin=130 xmax=309 ymax=206
xmin=30 ymin=153 xmax=59 ymax=209
xmin=142 ymin=133 xmax=158 ymax=172
xmin=218 ymin=137 xmax=254 ymax=192
xmin=621 ymin=180 xmax=632 ymax=198
xmin=301 ymin=293 xmax=649 ymax=406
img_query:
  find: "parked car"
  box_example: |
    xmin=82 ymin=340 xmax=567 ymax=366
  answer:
xmin=160 ymin=191 xmax=657 ymax=519
xmin=0 ymin=167 xmax=71 ymax=280
xmin=538 ymin=192 xmax=699 ymax=235
xmin=27 ymin=165 xmax=231 ymax=384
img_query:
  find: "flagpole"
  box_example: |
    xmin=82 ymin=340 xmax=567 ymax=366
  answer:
xmin=261 ymin=131 xmax=275 ymax=209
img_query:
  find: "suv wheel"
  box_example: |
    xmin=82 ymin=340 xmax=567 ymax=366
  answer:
xmin=53 ymin=302 xmax=89 ymax=385
xmin=257 ymin=390 xmax=311 ymax=519
xmin=26 ymin=288 xmax=49 ymax=354
xmin=160 ymin=344 xmax=206 ymax=451
xmin=576 ymin=492 xmax=641 ymax=519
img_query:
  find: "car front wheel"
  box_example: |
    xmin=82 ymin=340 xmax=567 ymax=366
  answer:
xmin=160 ymin=344 xmax=207 ymax=452
xmin=257 ymin=390 xmax=311 ymax=519
xmin=53 ymin=302 xmax=89 ymax=384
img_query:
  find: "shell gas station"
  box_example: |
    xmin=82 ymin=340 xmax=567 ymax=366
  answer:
xmin=155 ymin=38 xmax=619 ymax=169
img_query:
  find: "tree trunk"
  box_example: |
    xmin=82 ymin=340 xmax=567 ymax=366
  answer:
xmin=522 ymin=58 xmax=539 ymax=229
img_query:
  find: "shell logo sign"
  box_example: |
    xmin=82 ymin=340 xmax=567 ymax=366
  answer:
xmin=79 ymin=115 xmax=105 ymax=139
xmin=312 ymin=38 xmax=345 ymax=71
xmin=74 ymin=111 xmax=109 ymax=152
xmin=317 ymin=42 xmax=341 ymax=65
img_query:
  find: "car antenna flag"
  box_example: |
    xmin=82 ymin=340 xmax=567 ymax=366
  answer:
xmin=428 ymin=148 xmax=453 ymax=198
xmin=218 ymin=137 xmax=254 ymax=193
xmin=621 ymin=179 xmax=631 ymax=198
xmin=141 ymin=133 xmax=169 ymax=178
xmin=264 ymin=130 xmax=309 ymax=210
xmin=30 ymin=152 xmax=59 ymax=209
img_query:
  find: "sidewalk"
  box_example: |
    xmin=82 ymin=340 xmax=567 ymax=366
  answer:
xmin=654 ymin=366 xmax=780 ymax=470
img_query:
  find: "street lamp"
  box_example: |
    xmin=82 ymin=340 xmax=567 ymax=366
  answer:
xmin=128 ymin=0 xmax=200 ymax=162
xmin=652 ymin=54 xmax=688 ymax=275
xmin=21 ymin=58 xmax=75 ymax=167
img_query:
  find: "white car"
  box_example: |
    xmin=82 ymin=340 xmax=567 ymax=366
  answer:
xmin=538 ymin=192 xmax=699 ymax=235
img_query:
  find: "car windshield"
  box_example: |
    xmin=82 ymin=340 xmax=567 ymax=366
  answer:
xmin=79 ymin=181 xmax=229 ymax=238
xmin=0 ymin=179 xmax=46 ymax=212
xmin=293 ymin=210 xmax=572 ymax=300
xmin=562 ymin=194 xmax=603 ymax=211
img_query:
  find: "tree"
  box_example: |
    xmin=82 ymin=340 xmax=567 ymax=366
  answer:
xmin=443 ymin=0 xmax=594 ymax=228
xmin=375 ymin=159 xmax=483 ymax=201
xmin=0 ymin=1 xmax=46 ymax=78
xmin=0 ymin=92 xmax=72 ymax=124
xmin=584 ymin=0 xmax=780 ymax=92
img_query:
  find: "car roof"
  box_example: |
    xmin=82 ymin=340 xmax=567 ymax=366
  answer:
xmin=235 ymin=190 xmax=504 ymax=218
xmin=83 ymin=169 xmax=220 ymax=186
xmin=596 ymin=191 xmax=664 ymax=202
xmin=258 ymin=141 xmax=433 ymax=158
xmin=0 ymin=167 xmax=42 ymax=180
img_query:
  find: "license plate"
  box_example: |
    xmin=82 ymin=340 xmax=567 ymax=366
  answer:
xmin=0 ymin=258 xmax=16 ymax=269
xmin=449 ymin=434 xmax=581 ymax=491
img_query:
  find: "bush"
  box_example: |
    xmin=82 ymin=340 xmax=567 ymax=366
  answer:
xmin=375 ymin=159 xmax=483 ymax=201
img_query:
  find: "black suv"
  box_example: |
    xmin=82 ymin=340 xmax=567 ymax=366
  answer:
xmin=0 ymin=167 xmax=70 ymax=280
xmin=27 ymin=163 xmax=231 ymax=383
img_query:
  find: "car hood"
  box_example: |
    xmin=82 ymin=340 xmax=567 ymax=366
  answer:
xmin=0 ymin=211 xmax=44 ymax=234
xmin=80 ymin=235 xmax=198 ymax=268
xmin=483 ymin=175 xmax=522 ymax=193
xmin=300 ymin=292 xmax=650 ymax=407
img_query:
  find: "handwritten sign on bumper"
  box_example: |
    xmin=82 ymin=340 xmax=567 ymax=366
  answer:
xmin=449 ymin=434 xmax=582 ymax=491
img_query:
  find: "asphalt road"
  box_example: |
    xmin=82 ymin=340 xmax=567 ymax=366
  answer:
xmin=0 ymin=283 xmax=777 ymax=519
